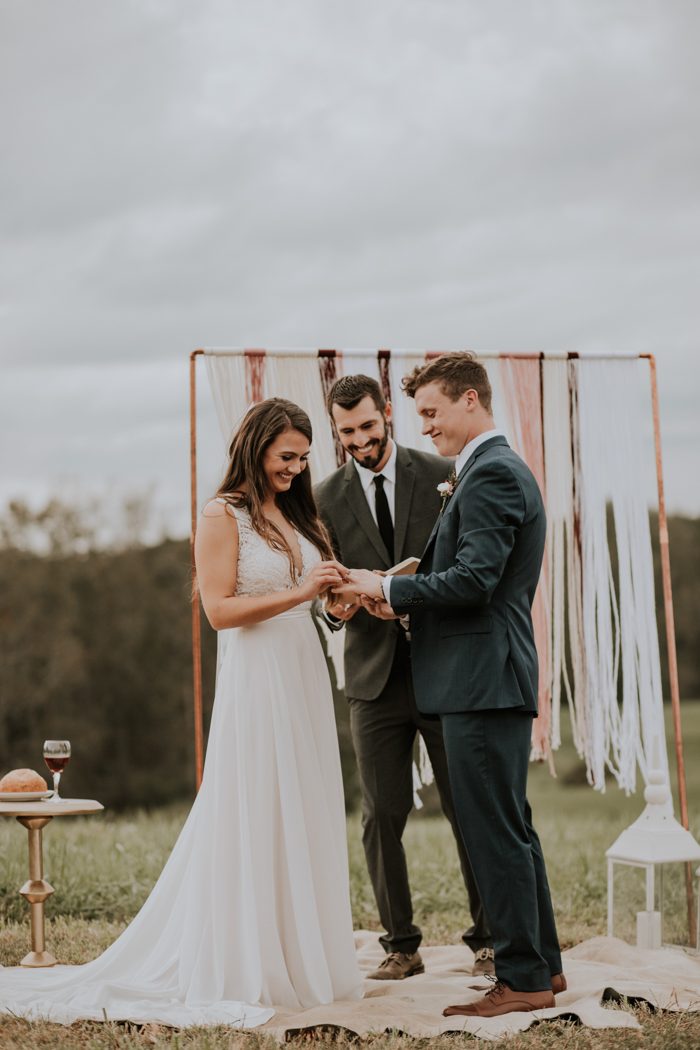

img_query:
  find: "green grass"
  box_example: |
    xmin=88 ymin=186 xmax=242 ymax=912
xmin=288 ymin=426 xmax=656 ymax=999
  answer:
xmin=1 ymin=703 xmax=699 ymax=1048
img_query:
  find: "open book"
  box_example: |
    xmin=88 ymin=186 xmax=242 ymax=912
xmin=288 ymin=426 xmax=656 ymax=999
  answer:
xmin=384 ymin=556 xmax=421 ymax=577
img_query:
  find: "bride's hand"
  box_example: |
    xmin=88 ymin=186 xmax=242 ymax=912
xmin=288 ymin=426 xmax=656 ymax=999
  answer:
xmin=299 ymin=560 xmax=349 ymax=601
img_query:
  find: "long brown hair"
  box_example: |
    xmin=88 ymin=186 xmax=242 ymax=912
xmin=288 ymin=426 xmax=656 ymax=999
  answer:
xmin=217 ymin=398 xmax=333 ymax=573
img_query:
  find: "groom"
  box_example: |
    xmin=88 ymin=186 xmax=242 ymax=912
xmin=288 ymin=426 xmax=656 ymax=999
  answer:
xmin=314 ymin=374 xmax=492 ymax=981
xmin=335 ymin=354 xmax=564 ymax=1017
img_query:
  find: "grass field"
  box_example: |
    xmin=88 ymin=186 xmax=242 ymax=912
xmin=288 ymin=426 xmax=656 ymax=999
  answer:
xmin=1 ymin=704 xmax=699 ymax=1048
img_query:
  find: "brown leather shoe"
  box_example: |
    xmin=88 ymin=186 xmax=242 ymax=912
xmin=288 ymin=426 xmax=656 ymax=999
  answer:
xmin=443 ymin=981 xmax=555 ymax=1017
xmin=367 ymin=951 xmax=424 ymax=980
xmin=471 ymin=947 xmax=495 ymax=976
xmin=551 ymin=973 xmax=567 ymax=995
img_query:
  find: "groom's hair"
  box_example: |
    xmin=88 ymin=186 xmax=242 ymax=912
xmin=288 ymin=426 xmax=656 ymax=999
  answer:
xmin=326 ymin=374 xmax=386 ymax=415
xmin=402 ymin=352 xmax=492 ymax=413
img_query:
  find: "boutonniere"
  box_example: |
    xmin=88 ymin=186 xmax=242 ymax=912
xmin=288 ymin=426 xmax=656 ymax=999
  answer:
xmin=437 ymin=470 xmax=458 ymax=513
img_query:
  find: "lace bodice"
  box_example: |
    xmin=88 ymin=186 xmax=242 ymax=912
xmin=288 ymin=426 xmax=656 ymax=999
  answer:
xmin=217 ymin=501 xmax=321 ymax=598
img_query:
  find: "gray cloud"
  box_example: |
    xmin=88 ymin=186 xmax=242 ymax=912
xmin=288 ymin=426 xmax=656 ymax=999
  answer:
xmin=1 ymin=0 xmax=698 ymax=527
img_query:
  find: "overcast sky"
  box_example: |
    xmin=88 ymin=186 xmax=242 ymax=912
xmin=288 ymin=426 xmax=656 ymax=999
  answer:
xmin=1 ymin=0 xmax=698 ymax=538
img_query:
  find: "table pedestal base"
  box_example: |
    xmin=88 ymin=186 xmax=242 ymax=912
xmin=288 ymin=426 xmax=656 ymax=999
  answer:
xmin=0 ymin=799 xmax=104 ymax=966
xmin=20 ymin=949 xmax=57 ymax=967
xmin=17 ymin=815 xmax=56 ymax=968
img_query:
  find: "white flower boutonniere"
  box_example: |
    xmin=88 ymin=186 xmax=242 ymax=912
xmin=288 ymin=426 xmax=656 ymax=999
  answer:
xmin=437 ymin=470 xmax=458 ymax=513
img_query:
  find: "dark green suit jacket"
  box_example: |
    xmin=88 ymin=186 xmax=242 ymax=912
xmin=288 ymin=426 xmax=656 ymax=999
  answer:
xmin=314 ymin=444 xmax=451 ymax=700
xmin=390 ymin=436 xmax=545 ymax=716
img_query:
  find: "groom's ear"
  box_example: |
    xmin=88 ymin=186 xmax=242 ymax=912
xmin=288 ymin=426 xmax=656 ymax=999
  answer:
xmin=384 ymin=401 xmax=393 ymax=424
xmin=461 ymin=388 xmax=479 ymax=411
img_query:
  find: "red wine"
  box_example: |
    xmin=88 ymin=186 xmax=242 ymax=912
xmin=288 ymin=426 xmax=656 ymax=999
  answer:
xmin=44 ymin=755 xmax=70 ymax=773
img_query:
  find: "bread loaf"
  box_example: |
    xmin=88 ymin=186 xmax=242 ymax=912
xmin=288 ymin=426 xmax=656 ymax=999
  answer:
xmin=0 ymin=768 xmax=48 ymax=793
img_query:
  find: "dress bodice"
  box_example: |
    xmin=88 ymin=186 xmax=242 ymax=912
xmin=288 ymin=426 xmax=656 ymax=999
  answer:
xmin=219 ymin=502 xmax=321 ymax=599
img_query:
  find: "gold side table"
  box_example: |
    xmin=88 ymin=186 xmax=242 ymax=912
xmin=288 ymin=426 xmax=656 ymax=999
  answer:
xmin=0 ymin=798 xmax=104 ymax=967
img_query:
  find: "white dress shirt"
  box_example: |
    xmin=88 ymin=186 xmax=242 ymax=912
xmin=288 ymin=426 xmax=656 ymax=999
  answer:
xmin=320 ymin=441 xmax=399 ymax=634
xmin=381 ymin=428 xmax=506 ymax=606
xmin=353 ymin=439 xmax=397 ymax=525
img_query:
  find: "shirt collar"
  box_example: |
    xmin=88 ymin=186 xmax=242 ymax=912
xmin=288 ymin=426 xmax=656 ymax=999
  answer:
xmin=454 ymin=428 xmax=506 ymax=476
xmin=353 ymin=439 xmax=397 ymax=492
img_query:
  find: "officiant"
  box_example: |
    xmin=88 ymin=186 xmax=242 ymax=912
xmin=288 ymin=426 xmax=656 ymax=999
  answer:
xmin=314 ymin=374 xmax=493 ymax=980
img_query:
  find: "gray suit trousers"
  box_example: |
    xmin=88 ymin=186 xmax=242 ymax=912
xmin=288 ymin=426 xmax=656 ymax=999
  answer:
xmin=348 ymin=632 xmax=491 ymax=955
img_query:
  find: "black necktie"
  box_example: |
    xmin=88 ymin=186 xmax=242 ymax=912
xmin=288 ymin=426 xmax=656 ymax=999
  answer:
xmin=373 ymin=474 xmax=394 ymax=559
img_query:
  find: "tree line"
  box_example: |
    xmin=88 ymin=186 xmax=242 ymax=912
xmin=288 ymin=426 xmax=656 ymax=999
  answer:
xmin=0 ymin=500 xmax=697 ymax=810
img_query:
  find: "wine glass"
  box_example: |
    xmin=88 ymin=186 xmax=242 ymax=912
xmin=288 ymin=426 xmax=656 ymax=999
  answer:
xmin=43 ymin=740 xmax=71 ymax=801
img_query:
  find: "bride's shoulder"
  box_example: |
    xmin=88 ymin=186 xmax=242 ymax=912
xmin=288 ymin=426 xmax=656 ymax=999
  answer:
xmin=200 ymin=497 xmax=250 ymax=533
xmin=202 ymin=494 xmax=248 ymax=518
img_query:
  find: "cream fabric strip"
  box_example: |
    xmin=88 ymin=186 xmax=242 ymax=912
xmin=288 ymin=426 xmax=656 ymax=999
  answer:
xmin=575 ymin=357 xmax=667 ymax=791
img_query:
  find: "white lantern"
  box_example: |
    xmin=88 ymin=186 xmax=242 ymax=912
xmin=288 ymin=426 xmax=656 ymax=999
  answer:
xmin=606 ymin=767 xmax=700 ymax=949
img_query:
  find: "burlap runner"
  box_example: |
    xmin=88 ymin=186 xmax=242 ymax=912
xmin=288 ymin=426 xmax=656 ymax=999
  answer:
xmin=261 ymin=930 xmax=700 ymax=1040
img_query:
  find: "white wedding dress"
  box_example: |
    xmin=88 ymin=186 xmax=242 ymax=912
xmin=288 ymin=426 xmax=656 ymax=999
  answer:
xmin=0 ymin=504 xmax=362 ymax=1027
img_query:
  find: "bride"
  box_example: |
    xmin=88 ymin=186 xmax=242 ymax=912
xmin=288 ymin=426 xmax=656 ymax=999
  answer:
xmin=0 ymin=398 xmax=363 ymax=1027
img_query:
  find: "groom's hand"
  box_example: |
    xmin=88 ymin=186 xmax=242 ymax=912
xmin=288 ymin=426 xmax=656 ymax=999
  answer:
xmin=360 ymin=595 xmax=399 ymax=620
xmin=332 ymin=568 xmax=385 ymax=602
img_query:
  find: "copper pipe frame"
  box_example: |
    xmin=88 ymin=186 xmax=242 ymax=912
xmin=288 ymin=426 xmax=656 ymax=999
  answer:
xmin=190 ymin=349 xmax=205 ymax=790
xmin=187 ymin=349 xmax=693 ymax=935
xmin=642 ymin=353 xmax=695 ymax=938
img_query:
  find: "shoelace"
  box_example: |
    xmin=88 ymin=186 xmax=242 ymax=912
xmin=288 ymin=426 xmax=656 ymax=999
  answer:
xmin=484 ymin=975 xmax=507 ymax=999
xmin=380 ymin=952 xmax=406 ymax=967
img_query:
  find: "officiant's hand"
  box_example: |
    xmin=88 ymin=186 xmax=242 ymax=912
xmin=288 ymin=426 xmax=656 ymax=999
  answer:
xmin=360 ymin=595 xmax=399 ymax=620
xmin=332 ymin=568 xmax=384 ymax=602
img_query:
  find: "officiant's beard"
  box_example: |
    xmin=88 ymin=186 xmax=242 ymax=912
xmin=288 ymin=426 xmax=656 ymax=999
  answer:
xmin=349 ymin=426 xmax=390 ymax=471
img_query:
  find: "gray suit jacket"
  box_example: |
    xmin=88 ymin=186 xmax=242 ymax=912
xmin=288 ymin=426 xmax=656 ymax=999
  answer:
xmin=314 ymin=444 xmax=451 ymax=700
xmin=390 ymin=437 xmax=545 ymax=716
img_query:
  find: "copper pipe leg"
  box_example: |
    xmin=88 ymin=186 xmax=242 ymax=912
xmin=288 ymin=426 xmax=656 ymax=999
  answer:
xmin=190 ymin=348 xmax=205 ymax=791
xmin=645 ymin=354 xmax=696 ymax=941
xmin=17 ymin=816 xmax=56 ymax=967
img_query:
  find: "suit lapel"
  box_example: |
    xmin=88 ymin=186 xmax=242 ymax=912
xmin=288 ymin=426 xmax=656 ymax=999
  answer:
xmin=419 ymin=435 xmax=510 ymax=562
xmin=421 ymin=514 xmax=442 ymax=563
xmin=455 ymin=435 xmax=509 ymax=487
xmin=393 ymin=445 xmax=415 ymax=561
xmin=342 ymin=460 xmax=390 ymax=564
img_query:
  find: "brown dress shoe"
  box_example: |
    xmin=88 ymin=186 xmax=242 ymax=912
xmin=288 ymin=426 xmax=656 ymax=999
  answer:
xmin=471 ymin=947 xmax=495 ymax=976
xmin=367 ymin=951 xmax=424 ymax=980
xmin=551 ymin=973 xmax=567 ymax=995
xmin=443 ymin=981 xmax=555 ymax=1017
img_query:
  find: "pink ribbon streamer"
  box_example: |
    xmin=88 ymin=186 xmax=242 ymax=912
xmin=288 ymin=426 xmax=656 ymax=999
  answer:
xmin=378 ymin=349 xmax=393 ymax=437
xmin=245 ymin=349 xmax=266 ymax=404
xmin=318 ymin=350 xmax=346 ymax=468
xmin=499 ymin=355 xmax=552 ymax=762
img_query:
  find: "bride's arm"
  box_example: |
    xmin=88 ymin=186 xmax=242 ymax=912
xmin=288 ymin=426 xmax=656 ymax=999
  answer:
xmin=194 ymin=502 xmax=346 ymax=629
